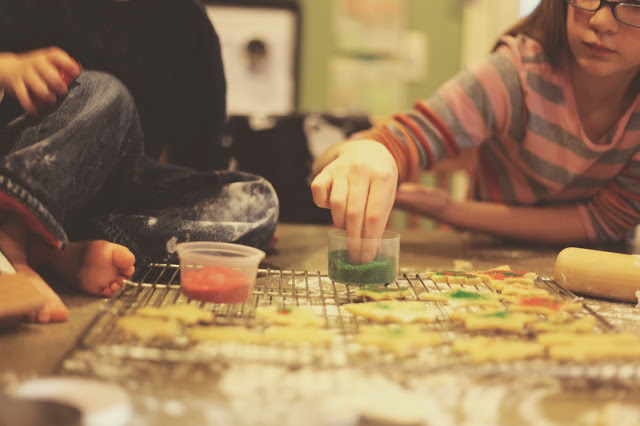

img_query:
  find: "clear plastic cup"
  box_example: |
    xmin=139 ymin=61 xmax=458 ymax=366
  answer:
xmin=176 ymin=242 xmax=265 ymax=303
xmin=328 ymin=229 xmax=400 ymax=285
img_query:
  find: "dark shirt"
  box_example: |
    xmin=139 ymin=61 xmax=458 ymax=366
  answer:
xmin=0 ymin=0 xmax=229 ymax=171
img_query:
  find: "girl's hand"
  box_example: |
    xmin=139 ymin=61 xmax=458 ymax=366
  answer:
xmin=394 ymin=183 xmax=453 ymax=218
xmin=311 ymin=140 xmax=398 ymax=262
xmin=0 ymin=47 xmax=81 ymax=116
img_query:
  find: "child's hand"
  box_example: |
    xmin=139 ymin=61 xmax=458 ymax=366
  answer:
xmin=0 ymin=47 xmax=81 ymax=116
xmin=311 ymin=139 xmax=398 ymax=257
xmin=394 ymin=183 xmax=452 ymax=218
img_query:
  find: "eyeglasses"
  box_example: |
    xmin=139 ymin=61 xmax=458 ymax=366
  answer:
xmin=565 ymin=0 xmax=640 ymax=28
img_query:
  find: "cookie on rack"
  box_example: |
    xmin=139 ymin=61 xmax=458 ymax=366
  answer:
xmin=452 ymin=336 xmax=545 ymax=362
xmin=529 ymin=315 xmax=596 ymax=333
xmin=117 ymin=316 xmax=182 ymax=340
xmin=353 ymin=284 xmax=412 ymax=301
xmin=255 ymin=305 xmax=324 ymax=327
xmin=474 ymin=266 xmax=537 ymax=291
xmin=135 ymin=304 xmax=214 ymax=325
xmin=505 ymin=296 xmax=583 ymax=316
xmin=262 ymin=326 xmax=335 ymax=346
xmin=354 ymin=324 xmax=442 ymax=356
xmin=537 ymin=332 xmax=640 ymax=361
xmin=343 ymin=300 xmax=439 ymax=324
xmin=190 ymin=325 xmax=263 ymax=344
xmin=419 ymin=289 xmax=505 ymax=308
xmin=500 ymin=284 xmax=550 ymax=298
xmin=426 ymin=270 xmax=483 ymax=286
xmin=449 ymin=309 xmax=539 ymax=333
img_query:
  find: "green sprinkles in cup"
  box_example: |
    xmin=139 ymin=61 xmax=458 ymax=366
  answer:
xmin=328 ymin=249 xmax=397 ymax=285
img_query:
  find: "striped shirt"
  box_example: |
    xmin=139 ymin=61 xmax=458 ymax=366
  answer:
xmin=352 ymin=34 xmax=640 ymax=243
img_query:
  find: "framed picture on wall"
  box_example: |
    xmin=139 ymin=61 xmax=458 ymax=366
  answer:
xmin=204 ymin=0 xmax=301 ymax=116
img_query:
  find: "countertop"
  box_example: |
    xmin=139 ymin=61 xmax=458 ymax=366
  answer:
xmin=1 ymin=223 xmax=640 ymax=426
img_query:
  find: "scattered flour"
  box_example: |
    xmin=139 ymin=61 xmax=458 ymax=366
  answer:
xmin=165 ymin=236 xmax=178 ymax=255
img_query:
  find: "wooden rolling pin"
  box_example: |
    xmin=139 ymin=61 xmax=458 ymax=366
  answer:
xmin=554 ymin=247 xmax=640 ymax=303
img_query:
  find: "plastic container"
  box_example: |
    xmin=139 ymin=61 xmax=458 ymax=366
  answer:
xmin=176 ymin=242 xmax=265 ymax=303
xmin=328 ymin=229 xmax=400 ymax=285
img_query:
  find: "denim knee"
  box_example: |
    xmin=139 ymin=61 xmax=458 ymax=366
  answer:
xmin=72 ymin=71 xmax=140 ymax=134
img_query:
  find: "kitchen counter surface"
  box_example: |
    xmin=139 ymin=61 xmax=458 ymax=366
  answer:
xmin=1 ymin=223 xmax=640 ymax=425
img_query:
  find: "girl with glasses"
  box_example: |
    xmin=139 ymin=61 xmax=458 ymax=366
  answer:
xmin=311 ymin=0 xmax=640 ymax=256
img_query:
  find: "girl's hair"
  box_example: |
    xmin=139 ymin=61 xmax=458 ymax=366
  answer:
xmin=497 ymin=0 xmax=569 ymax=69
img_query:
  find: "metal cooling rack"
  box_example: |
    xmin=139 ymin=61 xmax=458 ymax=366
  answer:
xmin=65 ymin=263 xmax=640 ymax=382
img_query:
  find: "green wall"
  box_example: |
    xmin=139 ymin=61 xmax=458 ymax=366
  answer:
xmin=297 ymin=0 xmax=464 ymax=113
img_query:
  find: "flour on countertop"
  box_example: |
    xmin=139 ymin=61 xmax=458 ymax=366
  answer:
xmin=165 ymin=236 xmax=178 ymax=255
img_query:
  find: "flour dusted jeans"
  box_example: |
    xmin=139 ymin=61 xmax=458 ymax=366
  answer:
xmin=0 ymin=71 xmax=278 ymax=265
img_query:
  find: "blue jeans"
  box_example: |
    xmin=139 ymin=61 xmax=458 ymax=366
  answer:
xmin=0 ymin=71 xmax=278 ymax=265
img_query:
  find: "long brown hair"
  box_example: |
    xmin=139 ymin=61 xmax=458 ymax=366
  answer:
xmin=496 ymin=0 xmax=569 ymax=69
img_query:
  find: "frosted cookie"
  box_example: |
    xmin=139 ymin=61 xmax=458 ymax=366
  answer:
xmin=501 ymin=284 xmax=550 ymax=298
xmin=452 ymin=336 xmax=545 ymax=363
xmin=426 ymin=270 xmax=482 ymax=286
xmin=190 ymin=325 xmax=263 ymax=344
xmin=117 ymin=316 xmax=181 ymax=340
xmin=255 ymin=305 xmax=324 ymax=327
xmin=537 ymin=332 xmax=640 ymax=361
xmin=449 ymin=310 xmax=539 ymax=333
xmin=354 ymin=325 xmax=442 ymax=356
xmin=506 ymin=296 xmax=583 ymax=316
xmin=354 ymin=284 xmax=412 ymax=301
xmin=135 ymin=304 xmax=214 ymax=325
xmin=419 ymin=289 xmax=504 ymax=308
xmin=475 ymin=267 xmax=537 ymax=291
xmin=343 ymin=300 xmax=439 ymax=324
xmin=530 ymin=316 xmax=596 ymax=333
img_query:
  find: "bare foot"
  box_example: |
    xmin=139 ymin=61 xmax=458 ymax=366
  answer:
xmin=48 ymin=240 xmax=136 ymax=297
xmin=12 ymin=264 xmax=69 ymax=323
xmin=0 ymin=214 xmax=68 ymax=323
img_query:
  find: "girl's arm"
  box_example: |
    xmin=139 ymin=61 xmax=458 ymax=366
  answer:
xmin=395 ymin=184 xmax=588 ymax=244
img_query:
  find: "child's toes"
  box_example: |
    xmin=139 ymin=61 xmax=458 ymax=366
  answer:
xmin=112 ymin=246 xmax=135 ymax=270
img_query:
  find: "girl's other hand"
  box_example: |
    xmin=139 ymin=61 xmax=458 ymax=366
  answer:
xmin=394 ymin=183 xmax=452 ymax=218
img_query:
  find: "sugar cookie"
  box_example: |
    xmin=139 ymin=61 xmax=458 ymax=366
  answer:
xmin=529 ymin=316 xmax=596 ymax=333
xmin=117 ymin=316 xmax=181 ymax=340
xmin=501 ymin=284 xmax=550 ymax=298
xmin=343 ymin=300 xmax=439 ymax=324
xmin=426 ymin=270 xmax=482 ymax=285
xmin=537 ymin=332 xmax=640 ymax=361
xmin=354 ymin=284 xmax=412 ymax=301
xmin=536 ymin=331 xmax=639 ymax=346
xmin=354 ymin=325 xmax=442 ymax=356
xmin=506 ymin=296 xmax=583 ymax=316
xmin=452 ymin=336 xmax=545 ymax=362
xmin=135 ymin=304 xmax=214 ymax=325
xmin=475 ymin=267 xmax=537 ymax=291
xmin=262 ymin=326 xmax=335 ymax=345
xmin=449 ymin=310 xmax=539 ymax=333
xmin=190 ymin=325 xmax=263 ymax=344
xmin=419 ymin=289 xmax=504 ymax=308
xmin=255 ymin=305 xmax=324 ymax=327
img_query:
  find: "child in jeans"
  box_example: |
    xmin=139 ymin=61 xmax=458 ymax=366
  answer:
xmin=0 ymin=1 xmax=279 ymax=323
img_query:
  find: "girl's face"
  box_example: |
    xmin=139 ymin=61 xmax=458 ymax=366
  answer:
xmin=566 ymin=3 xmax=640 ymax=81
